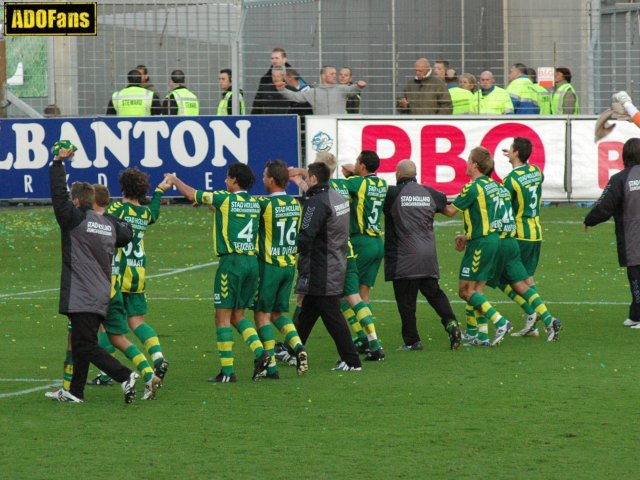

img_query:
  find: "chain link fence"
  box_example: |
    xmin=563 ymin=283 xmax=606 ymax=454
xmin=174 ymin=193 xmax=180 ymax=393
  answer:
xmin=2 ymin=0 xmax=639 ymax=117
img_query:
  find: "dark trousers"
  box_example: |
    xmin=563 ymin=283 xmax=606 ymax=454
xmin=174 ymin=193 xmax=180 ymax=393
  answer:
xmin=68 ymin=312 xmax=132 ymax=399
xmin=392 ymin=277 xmax=457 ymax=345
xmin=297 ymin=294 xmax=361 ymax=368
xmin=627 ymin=266 xmax=640 ymax=322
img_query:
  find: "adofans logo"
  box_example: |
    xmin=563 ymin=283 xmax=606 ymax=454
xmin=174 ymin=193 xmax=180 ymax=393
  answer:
xmin=4 ymin=2 xmax=97 ymax=36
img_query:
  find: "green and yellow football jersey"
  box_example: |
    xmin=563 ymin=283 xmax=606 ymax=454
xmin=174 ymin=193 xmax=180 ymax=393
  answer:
xmin=329 ymin=178 xmax=349 ymax=199
xmin=257 ymin=193 xmax=300 ymax=267
xmin=452 ymin=176 xmax=501 ymax=240
xmin=108 ymin=189 xmax=163 ymax=293
xmin=502 ymin=164 xmax=543 ymax=241
xmin=494 ymin=184 xmax=517 ymax=239
xmin=346 ymin=175 xmax=387 ymax=236
xmin=329 ymin=179 xmax=357 ymax=260
xmin=195 ymin=189 xmax=260 ymax=256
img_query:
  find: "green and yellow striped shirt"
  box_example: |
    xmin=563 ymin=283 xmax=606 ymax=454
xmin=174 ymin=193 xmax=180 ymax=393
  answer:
xmin=345 ymin=174 xmax=387 ymax=236
xmin=452 ymin=176 xmax=501 ymax=240
xmin=195 ymin=189 xmax=260 ymax=256
xmin=257 ymin=193 xmax=300 ymax=267
xmin=502 ymin=164 xmax=543 ymax=241
xmin=108 ymin=189 xmax=163 ymax=293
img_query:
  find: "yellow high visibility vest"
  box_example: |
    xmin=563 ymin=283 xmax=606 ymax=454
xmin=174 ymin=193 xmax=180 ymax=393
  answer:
xmin=112 ymin=86 xmax=153 ymax=116
xmin=551 ymin=83 xmax=580 ymax=114
xmin=217 ymin=90 xmax=245 ymax=115
xmin=166 ymin=87 xmax=199 ymax=115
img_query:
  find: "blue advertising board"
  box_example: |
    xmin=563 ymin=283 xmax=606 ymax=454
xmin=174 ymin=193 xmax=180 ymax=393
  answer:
xmin=0 ymin=115 xmax=300 ymax=199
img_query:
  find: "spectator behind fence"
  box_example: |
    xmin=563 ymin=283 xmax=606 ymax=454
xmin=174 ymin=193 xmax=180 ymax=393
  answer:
xmin=552 ymin=67 xmax=580 ymax=114
xmin=472 ymin=70 xmax=514 ymax=114
xmin=252 ymin=65 xmax=294 ymax=114
xmin=459 ymin=73 xmax=477 ymax=93
xmin=445 ymin=68 xmax=474 ymax=114
xmin=136 ymin=64 xmax=156 ymax=93
xmin=276 ymin=65 xmax=367 ymax=115
xmin=44 ymin=104 xmax=62 ymax=117
xmin=163 ymin=69 xmax=199 ymax=116
xmin=397 ymin=57 xmax=452 ymax=115
xmin=106 ymin=69 xmax=162 ymax=116
xmin=285 ymin=67 xmax=313 ymax=117
xmin=434 ymin=59 xmax=449 ymax=81
xmin=252 ymin=47 xmax=303 ymax=115
xmin=216 ymin=68 xmax=245 ymax=115
xmin=506 ymin=62 xmax=540 ymax=114
xmin=339 ymin=67 xmax=361 ymax=113
xmin=527 ymin=67 xmax=551 ymax=115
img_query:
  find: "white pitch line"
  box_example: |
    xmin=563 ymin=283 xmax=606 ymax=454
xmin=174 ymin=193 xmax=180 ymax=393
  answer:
xmin=0 ymin=261 xmax=218 ymax=299
xmin=0 ymin=382 xmax=61 ymax=399
xmin=0 ymin=378 xmax=62 ymax=382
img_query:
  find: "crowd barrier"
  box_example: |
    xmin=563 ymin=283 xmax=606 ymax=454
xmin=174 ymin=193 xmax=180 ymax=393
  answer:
xmin=1 ymin=114 xmax=637 ymax=201
xmin=306 ymin=115 xmax=640 ymax=201
xmin=0 ymin=115 xmax=300 ymax=199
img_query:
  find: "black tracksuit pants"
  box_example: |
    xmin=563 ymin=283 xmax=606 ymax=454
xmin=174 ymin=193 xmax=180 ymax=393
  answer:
xmin=68 ymin=312 xmax=132 ymax=399
xmin=392 ymin=277 xmax=457 ymax=345
xmin=296 ymin=294 xmax=361 ymax=368
xmin=628 ymin=265 xmax=640 ymax=322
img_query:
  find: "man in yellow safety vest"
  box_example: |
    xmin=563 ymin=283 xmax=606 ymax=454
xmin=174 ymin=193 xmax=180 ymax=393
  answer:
xmin=106 ymin=69 xmax=162 ymax=116
xmin=164 ymin=69 xmax=199 ymax=116
xmin=217 ymin=69 xmax=245 ymax=115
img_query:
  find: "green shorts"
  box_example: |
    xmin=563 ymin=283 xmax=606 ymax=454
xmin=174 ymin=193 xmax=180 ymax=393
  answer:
xmin=517 ymin=240 xmax=541 ymax=277
xmin=214 ymin=254 xmax=259 ymax=309
xmin=254 ymin=261 xmax=295 ymax=313
xmin=104 ymin=286 xmax=131 ymax=335
xmin=350 ymin=234 xmax=384 ymax=287
xmin=459 ymin=233 xmax=499 ymax=282
xmin=487 ymin=237 xmax=530 ymax=288
xmin=343 ymin=256 xmax=360 ymax=297
xmin=122 ymin=292 xmax=147 ymax=317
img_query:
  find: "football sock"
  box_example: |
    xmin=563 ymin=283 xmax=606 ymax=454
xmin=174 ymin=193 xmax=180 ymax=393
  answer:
xmin=465 ymin=304 xmax=478 ymax=336
xmin=123 ymin=345 xmax=154 ymax=382
xmin=469 ymin=292 xmax=505 ymax=327
xmin=257 ymin=324 xmax=277 ymax=374
xmin=63 ymin=350 xmax=73 ymax=391
xmin=98 ymin=330 xmax=116 ymax=354
xmin=354 ymin=301 xmax=381 ymax=351
xmin=341 ymin=299 xmax=367 ymax=341
xmin=476 ymin=312 xmax=490 ymax=342
xmin=273 ymin=315 xmax=303 ymax=352
xmin=501 ymin=284 xmax=536 ymax=316
xmin=235 ymin=319 xmax=265 ymax=359
xmin=133 ymin=322 xmax=164 ymax=367
xmin=522 ymin=286 xmax=554 ymax=327
xmin=216 ymin=327 xmax=234 ymax=375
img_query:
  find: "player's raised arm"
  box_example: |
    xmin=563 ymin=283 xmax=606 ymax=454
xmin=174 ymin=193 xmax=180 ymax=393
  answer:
xmin=164 ymin=173 xmax=196 ymax=202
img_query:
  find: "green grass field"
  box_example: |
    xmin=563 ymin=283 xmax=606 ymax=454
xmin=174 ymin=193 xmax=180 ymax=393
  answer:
xmin=1 ymin=205 xmax=638 ymax=479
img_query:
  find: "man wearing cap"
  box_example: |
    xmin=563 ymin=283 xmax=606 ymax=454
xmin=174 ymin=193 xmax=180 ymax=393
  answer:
xmin=551 ymin=67 xmax=579 ymax=114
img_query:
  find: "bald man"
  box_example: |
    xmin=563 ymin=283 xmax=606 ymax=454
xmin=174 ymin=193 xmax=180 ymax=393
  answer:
xmin=383 ymin=160 xmax=460 ymax=351
xmin=396 ymin=58 xmax=452 ymax=115
xmin=472 ymin=70 xmax=514 ymax=114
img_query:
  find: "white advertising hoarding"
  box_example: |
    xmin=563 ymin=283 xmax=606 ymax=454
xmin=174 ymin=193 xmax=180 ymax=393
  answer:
xmin=307 ymin=117 xmax=568 ymax=200
xmin=570 ymin=119 xmax=640 ymax=200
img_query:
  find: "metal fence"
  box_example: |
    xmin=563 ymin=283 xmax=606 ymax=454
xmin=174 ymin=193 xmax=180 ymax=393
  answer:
xmin=1 ymin=0 xmax=639 ymax=117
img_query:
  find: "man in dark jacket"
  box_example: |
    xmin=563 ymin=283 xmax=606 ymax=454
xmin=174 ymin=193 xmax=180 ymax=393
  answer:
xmin=295 ymin=162 xmax=362 ymax=371
xmin=585 ymin=137 xmax=640 ymax=328
xmin=251 ymin=48 xmax=303 ymax=115
xmin=251 ymin=65 xmax=293 ymax=115
xmin=48 ymin=141 xmax=138 ymax=403
xmin=384 ymin=159 xmax=460 ymax=351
